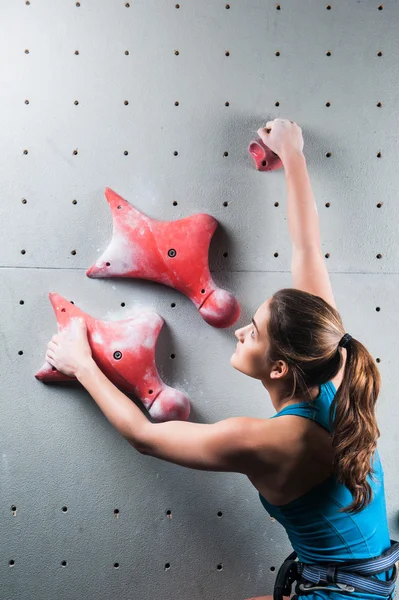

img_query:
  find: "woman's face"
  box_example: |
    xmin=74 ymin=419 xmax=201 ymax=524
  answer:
xmin=230 ymin=299 xmax=271 ymax=380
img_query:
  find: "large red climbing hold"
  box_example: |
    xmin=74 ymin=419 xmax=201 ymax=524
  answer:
xmin=86 ymin=188 xmax=240 ymax=328
xmin=248 ymin=137 xmax=283 ymax=171
xmin=35 ymin=293 xmax=190 ymax=423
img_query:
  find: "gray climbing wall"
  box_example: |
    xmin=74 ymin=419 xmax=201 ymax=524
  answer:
xmin=1 ymin=1 xmax=399 ymax=599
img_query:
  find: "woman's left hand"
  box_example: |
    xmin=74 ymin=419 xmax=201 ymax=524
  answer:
xmin=46 ymin=318 xmax=93 ymax=377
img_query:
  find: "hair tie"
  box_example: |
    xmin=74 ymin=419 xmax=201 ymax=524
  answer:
xmin=338 ymin=333 xmax=352 ymax=348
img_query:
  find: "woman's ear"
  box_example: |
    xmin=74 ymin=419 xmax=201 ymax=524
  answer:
xmin=270 ymin=360 xmax=289 ymax=380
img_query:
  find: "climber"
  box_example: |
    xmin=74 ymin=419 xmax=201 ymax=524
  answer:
xmin=45 ymin=119 xmax=398 ymax=600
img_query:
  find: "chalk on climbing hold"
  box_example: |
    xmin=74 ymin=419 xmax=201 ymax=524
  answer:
xmin=86 ymin=188 xmax=240 ymax=328
xmin=35 ymin=293 xmax=190 ymax=423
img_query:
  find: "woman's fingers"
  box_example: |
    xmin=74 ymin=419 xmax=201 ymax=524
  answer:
xmin=46 ymin=350 xmax=55 ymax=363
xmin=47 ymin=340 xmax=58 ymax=352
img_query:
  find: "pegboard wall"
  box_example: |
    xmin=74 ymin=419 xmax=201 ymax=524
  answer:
xmin=1 ymin=1 xmax=399 ymax=599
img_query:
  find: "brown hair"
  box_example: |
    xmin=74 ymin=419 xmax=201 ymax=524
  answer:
xmin=266 ymin=288 xmax=381 ymax=514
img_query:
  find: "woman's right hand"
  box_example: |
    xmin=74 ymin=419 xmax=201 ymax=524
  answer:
xmin=257 ymin=118 xmax=304 ymax=160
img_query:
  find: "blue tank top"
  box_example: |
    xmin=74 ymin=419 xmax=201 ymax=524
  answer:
xmin=259 ymin=381 xmax=394 ymax=600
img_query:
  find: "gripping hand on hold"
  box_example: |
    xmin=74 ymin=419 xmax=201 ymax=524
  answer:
xmin=257 ymin=118 xmax=304 ymax=160
xmin=46 ymin=318 xmax=93 ymax=378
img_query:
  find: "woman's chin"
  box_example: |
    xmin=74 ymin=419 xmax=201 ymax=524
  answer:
xmin=230 ymin=352 xmax=242 ymax=372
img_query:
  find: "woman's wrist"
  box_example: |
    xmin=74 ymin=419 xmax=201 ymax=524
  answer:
xmin=281 ymin=149 xmax=305 ymax=168
xmin=75 ymin=358 xmax=98 ymax=382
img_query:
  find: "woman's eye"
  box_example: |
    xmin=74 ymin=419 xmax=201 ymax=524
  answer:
xmin=251 ymin=330 xmax=255 ymax=338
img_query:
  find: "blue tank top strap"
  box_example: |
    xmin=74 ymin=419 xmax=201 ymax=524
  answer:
xmin=270 ymin=380 xmax=337 ymax=433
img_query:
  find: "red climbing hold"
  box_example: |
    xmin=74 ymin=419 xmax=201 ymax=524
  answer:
xmin=86 ymin=188 xmax=240 ymax=328
xmin=35 ymin=293 xmax=190 ymax=423
xmin=248 ymin=137 xmax=283 ymax=171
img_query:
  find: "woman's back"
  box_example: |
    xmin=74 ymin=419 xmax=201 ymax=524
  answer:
xmin=247 ymin=381 xmax=392 ymax=599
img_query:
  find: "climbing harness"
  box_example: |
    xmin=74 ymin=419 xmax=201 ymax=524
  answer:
xmin=273 ymin=539 xmax=399 ymax=600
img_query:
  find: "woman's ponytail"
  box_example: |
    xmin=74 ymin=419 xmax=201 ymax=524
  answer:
xmin=329 ymin=339 xmax=381 ymax=514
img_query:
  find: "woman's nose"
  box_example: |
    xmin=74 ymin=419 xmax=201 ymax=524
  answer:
xmin=235 ymin=327 xmax=244 ymax=340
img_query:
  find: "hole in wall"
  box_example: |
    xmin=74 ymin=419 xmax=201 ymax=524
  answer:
xmin=376 ymin=254 xmax=382 ymax=259
xmin=62 ymin=506 xmax=68 ymax=512
xmin=21 ymin=249 xmax=26 ymax=255
xmin=326 ymin=51 xmax=331 ymax=56
xmin=74 ymin=100 xmax=79 ymax=105
xmin=166 ymin=510 xmax=172 ymax=517
xmin=9 ymin=560 xmax=15 ymax=567
xmin=325 ymin=202 xmax=331 ymax=207
xmin=19 ymin=300 xmax=24 ymax=305
xmin=173 ymin=201 xmax=178 ymax=206
xmin=165 ymin=563 xmax=171 ymax=570
xmin=225 ymin=50 xmax=230 ymax=56
xmin=223 ymin=151 xmax=229 ymax=157
xmin=106 ymin=262 xmax=111 ymax=267
xmin=325 ymin=253 xmax=330 ymax=259
xmin=171 ymin=303 xmax=176 ymax=308
xmin=274 ymin=202 xmax=279 ymax=207
xmin=173 ymin=151 xmax=178 ymax=156
xmin=223 ymin=201 xmax=229 ymax=207
xmin=223 ymin=252 xmax=228 ymax=258
xmin=326 ymin=152 xmax=332 ymax=158
xmin=72 ymin=199 xmax=77 ymax=205
xmin=376 ymin=307 xmax=381 ymax=312
xmin=61 ymin=560 xmax=67 ymax=567
xmin=18 ymin=351 xmax=23 ymax=356
xmin=217 ymin=511 xmax=223 ymax=517
xmin=114 ymin=509 xmax=119 ymax=515
xmin=170 ymin=354 xmax=176 ymax=359
xmin=124 ymin=151 xmax=128 ymax=156
xmin=71 ymin=250 xmax=77 ymax=255
xmin=376 ymin=358 xmax=381 ymax=363
xmin=22 ymin=198 xmax=27 ymax=204
xmin=377 ymin=202 xmax=383 ymax=208
xmin=377 ymin=51 xmax=383 ymax=57
xmin=121 ymin=302 xmax=126 ymax=307
xmin=274 ymin=252 xmax=279 ymax=257
xmin=217 ymin=564 xmax=223 ymax=571
xmin=377 ymin=152 xmax=382 ymax=158
xmin=114 ymin=563 xmax=120 ymax=569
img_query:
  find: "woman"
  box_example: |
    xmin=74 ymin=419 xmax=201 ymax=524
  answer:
xmin=45 ymin=119 xmax=397 ymax=600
